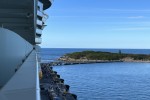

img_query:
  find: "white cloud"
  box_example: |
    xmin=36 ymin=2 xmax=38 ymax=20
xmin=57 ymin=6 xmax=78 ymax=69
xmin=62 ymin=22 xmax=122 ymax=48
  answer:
xmin=114 ymin=27 xmax=150 ymax=31
xmin=106 ymin=9 xmax=150 ymax=12
xmin=127 ymin=16 xmax=145 ymax=19
xmin=51 ymin=15 xmax=147 ymax=19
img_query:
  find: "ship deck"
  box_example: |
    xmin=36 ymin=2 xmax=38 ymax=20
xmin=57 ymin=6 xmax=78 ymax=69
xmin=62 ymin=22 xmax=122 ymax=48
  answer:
xmin=0 ymin=50 xmax=40 ymax=100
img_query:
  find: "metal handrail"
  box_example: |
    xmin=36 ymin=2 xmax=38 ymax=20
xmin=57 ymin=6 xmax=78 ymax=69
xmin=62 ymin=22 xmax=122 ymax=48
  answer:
xmin=36 ymin=53 xmax=41 ymax=100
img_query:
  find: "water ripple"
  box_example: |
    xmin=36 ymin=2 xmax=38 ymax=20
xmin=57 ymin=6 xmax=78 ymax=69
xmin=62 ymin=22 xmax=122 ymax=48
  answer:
xmin=53 ymin=62 xmax=150 ymax=100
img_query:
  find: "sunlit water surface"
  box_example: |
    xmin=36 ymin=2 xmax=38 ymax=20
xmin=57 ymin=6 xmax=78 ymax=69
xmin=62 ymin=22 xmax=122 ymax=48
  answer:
xmin=53 ymin=62 xmax=150 ymax=100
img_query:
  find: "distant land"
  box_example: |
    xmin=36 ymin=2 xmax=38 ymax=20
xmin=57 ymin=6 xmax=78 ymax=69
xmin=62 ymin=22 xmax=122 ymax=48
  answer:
xmin=58 ymin=51 xmax=150 ymax=63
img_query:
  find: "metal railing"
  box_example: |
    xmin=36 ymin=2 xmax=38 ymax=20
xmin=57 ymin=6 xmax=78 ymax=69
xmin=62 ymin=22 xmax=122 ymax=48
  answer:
xmin=36 ymin=53 xmax=41 ymax=100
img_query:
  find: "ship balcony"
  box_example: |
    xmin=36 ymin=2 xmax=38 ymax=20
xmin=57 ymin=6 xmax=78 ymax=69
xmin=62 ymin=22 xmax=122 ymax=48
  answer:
xmin=0 ymin=50 xmax=41 ymax=100
xmin=0 ymin=28 xmax=39 ymax=100
xmin=35 ymin=37 xmax=42 ymax=44
xmin=36 ymin=28 xmax=42 ymax=35
xmin=37 ymin=19 xmax=43 ymax=26
xmin=37 ymin=10 xmax=43 ymax=18
xmin=42 ymin=13 xmax=49 ymax=23
xmin=39 ymin=0 xmax=53 ymax=10
xmin=37 ymin=1 xmax=43 ymax=11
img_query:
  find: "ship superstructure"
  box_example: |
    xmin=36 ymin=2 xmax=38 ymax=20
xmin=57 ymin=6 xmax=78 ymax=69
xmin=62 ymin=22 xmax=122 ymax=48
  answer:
xmin=0 ymin=0 xmax=52 ymax=100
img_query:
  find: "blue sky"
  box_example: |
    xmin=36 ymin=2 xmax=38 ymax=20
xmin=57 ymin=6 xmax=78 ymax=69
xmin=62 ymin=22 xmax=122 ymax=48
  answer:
xmin=41 ymin=0 xmax=150 ymax=49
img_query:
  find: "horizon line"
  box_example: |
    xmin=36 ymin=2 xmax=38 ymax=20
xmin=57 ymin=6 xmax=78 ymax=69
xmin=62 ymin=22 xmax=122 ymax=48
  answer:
xmin=41 ymin=47 xmax=150 ymax=50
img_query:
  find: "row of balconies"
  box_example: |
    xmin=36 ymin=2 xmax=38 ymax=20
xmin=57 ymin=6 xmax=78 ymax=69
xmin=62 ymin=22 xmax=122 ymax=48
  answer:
xmin=0 ymin=0 xmax=51 ymax=44
xmin=35 ymin=1 xmax=49 ymax=44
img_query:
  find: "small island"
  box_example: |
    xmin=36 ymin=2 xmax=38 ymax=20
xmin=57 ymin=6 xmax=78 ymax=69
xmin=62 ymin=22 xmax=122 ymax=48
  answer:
xmin=58 ymin=51 xmax=150 ymax=64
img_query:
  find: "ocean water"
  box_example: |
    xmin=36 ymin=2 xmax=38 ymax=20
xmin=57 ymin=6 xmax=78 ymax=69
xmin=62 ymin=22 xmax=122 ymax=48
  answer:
xmin=40 ymin=48 xmax=150 ymax=100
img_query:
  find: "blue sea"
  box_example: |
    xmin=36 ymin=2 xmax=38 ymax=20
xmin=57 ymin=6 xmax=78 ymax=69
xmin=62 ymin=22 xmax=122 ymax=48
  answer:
xmin=40 ymin=48 xmax=150 ymax=100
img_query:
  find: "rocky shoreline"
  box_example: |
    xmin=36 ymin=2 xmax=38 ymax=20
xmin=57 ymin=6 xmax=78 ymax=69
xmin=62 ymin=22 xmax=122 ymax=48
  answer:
xmin=40 ymin=63 xmax=77 ymax=100
xmin=55 ymin=56 xmax=150 ymax=66
xmin=59 ymin=58 xmax=150 ymax=63
xmin=46 ymin=57 xmax=150 ymax=67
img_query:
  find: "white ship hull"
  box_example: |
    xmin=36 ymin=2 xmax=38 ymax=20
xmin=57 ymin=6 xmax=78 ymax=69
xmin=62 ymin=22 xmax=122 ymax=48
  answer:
xmin=0 ymin=0 xmax=52 ymax=100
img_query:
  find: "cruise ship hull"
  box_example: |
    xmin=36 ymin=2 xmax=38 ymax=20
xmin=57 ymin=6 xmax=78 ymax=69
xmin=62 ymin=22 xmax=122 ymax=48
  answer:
xmin=0 ymin=0 xmax=52 ymax=100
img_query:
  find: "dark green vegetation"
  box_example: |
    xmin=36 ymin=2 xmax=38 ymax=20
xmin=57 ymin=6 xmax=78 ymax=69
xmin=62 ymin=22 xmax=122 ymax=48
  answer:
xmin=65 ymin=51 xmax=150 ymax=61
